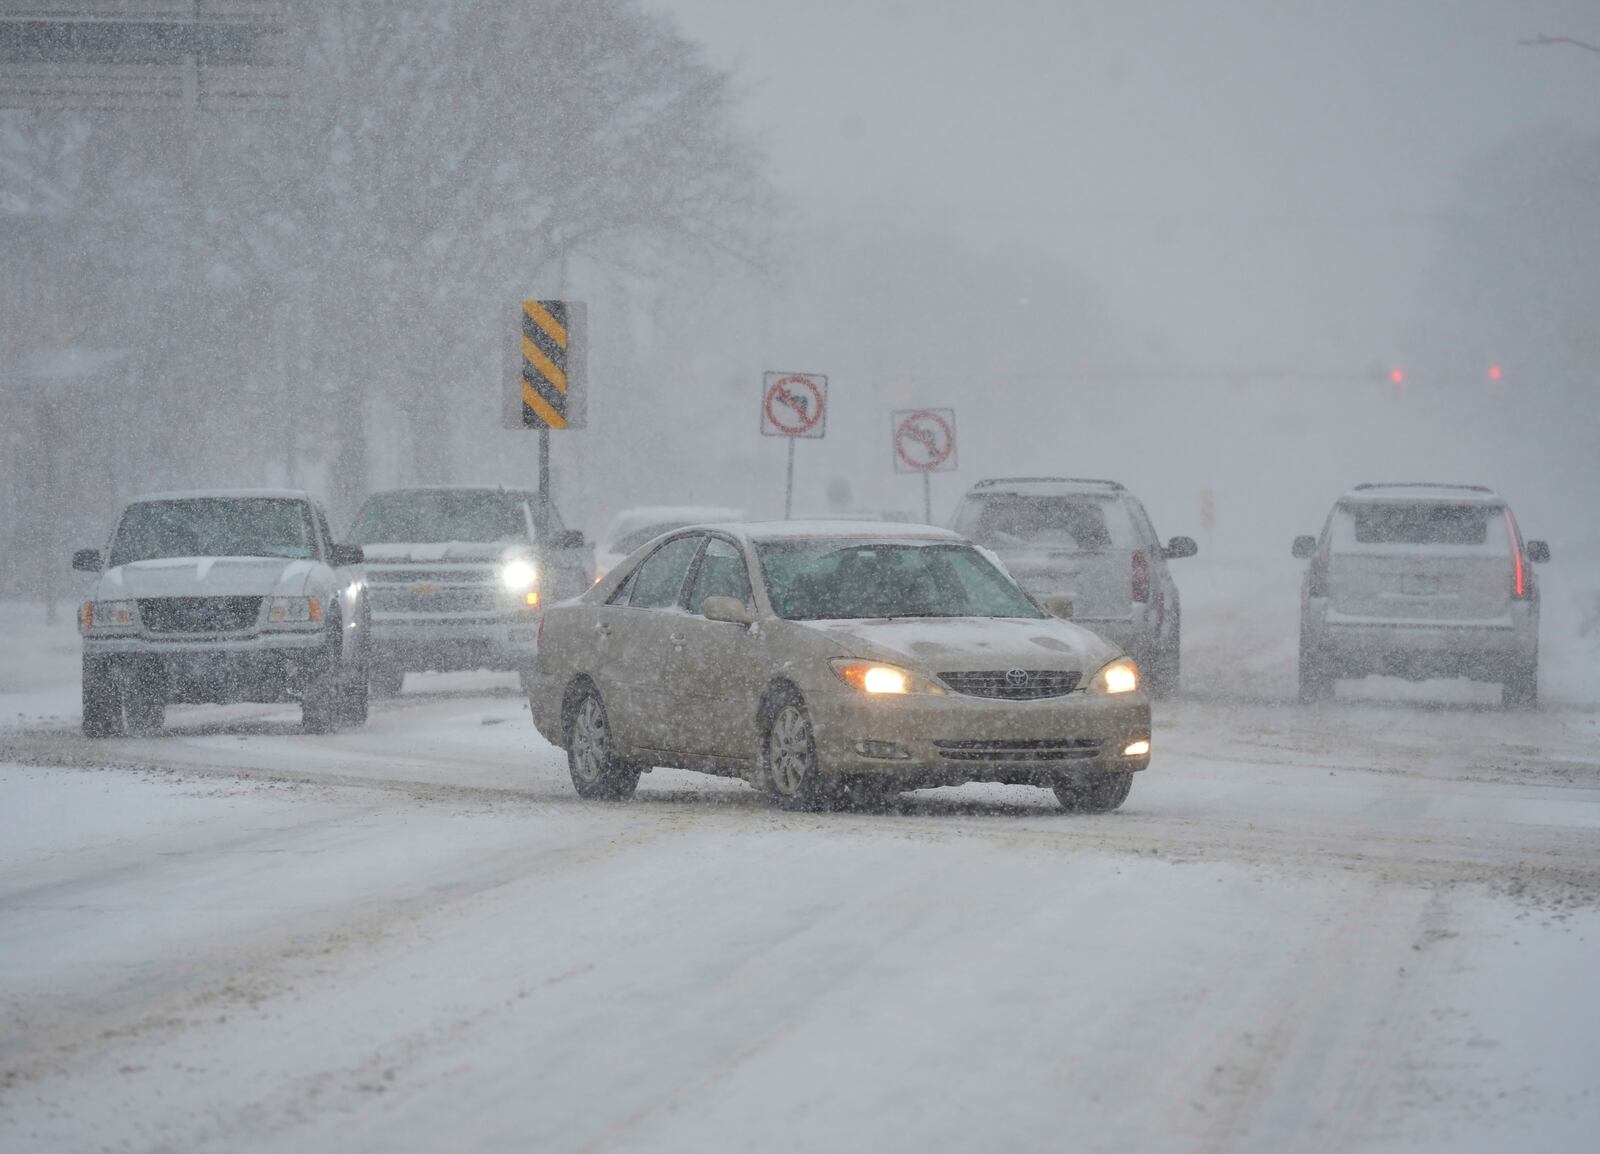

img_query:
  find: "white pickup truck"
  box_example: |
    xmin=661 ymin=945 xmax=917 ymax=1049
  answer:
xmin=347 ymin=486 xmax=595 ymax=695
xmin=74 ymin=489 xmax=370 ymax=736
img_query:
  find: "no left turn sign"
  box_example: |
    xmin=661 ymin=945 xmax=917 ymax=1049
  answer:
xmin=892 ymin=408 xmax=957 ymax=473
xmin=760 ymin=373 xmax=828 ymax=439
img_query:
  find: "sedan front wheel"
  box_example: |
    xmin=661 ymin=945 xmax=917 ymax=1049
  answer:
xmin=764 ymin=692 xmax=827 ymax=811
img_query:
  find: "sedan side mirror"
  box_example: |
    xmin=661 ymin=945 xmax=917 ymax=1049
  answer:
xmin=1292 ymin=535 xmax=1318 ymax=560
xmin=1526 ymin=540 xmax=1550 ymax=564
xmin=556 ymin=529 xmax=586 ymax=550
xmin=701 ymin=595 xmax=755 ymax=626
xmin=72 ymin=548 xmax=102 ymax=573
xmin=1042 ymin=595 xmax=1074 ymax=619
xmin=1163 ymin=536 xmax=1198 ymax=560
xmin=330 ymin=544 xmax=365 ymax=567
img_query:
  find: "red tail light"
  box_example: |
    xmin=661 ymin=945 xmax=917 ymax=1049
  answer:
xmin=1131 ymin=550 xmax=1150 ymax=603
xmin=1307 ymin=551 xmax=1329 ymax=598
xmin=1505 ymin=509 xmax=1528 ymax=600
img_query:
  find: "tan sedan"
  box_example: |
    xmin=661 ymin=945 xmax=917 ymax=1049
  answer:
xmin=528 ymin=522 xmax=1152 ymax=811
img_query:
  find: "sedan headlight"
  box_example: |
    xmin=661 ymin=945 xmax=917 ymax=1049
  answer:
xmin=80 ymin=600 xmax=136 ymax=631
xmin=501 ymin=559 xmax=537 ymax=592
xmin=1088 ymin=658 xmax=1140 ymax=695
xmin=267 ymin=596 xmax=322 ymax=624
xmin=830 ymin=659 xmax=946 ymax=695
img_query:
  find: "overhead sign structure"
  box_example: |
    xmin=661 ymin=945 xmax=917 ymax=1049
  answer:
xmin=505 ymin=299 xmax=587 ymax=432
xmin=892 ymin=408 xmax=958 ymax=473
xmin=760 ymin=372 xmax=828 ymax=439
xmin=760 ymin=372 xmax=828 ymax=519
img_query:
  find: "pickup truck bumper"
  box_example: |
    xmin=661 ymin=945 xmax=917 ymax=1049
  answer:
xmin=82 ymin=631 xmax=329 ymax=704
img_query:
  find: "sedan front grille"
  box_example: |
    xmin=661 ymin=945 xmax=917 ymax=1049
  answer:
xmin=933 ymin=738 xmax=1101 ymax=762
xmin=938 ymin=670 xmax=1082 ymax=700
xmin=138 ymin=596 xmax=262 ymax=634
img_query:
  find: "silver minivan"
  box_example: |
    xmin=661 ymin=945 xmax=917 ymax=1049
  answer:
xmin=1294 ymin=484 xmax=1550 ymax=707
xmin=951 ymin=478 xmax=1197 ymax=696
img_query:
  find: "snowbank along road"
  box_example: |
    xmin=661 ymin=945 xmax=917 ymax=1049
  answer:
xmin=2 ymin=555 xmax=1598 ymax=1153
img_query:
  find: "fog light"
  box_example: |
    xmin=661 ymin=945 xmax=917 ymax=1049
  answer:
xmin=1122 ymin=739 xmax=1151 ymax=757
xmin=854 ymin=740 xmax=911 ymax=760
xmin=524 ymin=591 xmax=539 ymax=607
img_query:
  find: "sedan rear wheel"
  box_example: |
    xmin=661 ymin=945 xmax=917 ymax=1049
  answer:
xmin=765 ymin=694 xmax=826 ymax=811
xmin=567 ymin=689 xmax=641 ymax=801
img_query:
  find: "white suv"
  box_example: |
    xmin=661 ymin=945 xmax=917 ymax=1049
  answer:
xmin=74 ymin=490 xmax=371 ymax=735
xmin=1294 ymin=484 xmax=1550 ymax=707
xmin=951 ymin=478 xmax=1197 ymax=695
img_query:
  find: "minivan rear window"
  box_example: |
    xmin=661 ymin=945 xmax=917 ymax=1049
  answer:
xmin=1347 ymin=503 xmax=1490 ymax=546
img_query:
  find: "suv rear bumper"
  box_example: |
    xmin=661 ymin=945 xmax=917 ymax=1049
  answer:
xmin=1303 ymin=599 xmax=1537 ymax=679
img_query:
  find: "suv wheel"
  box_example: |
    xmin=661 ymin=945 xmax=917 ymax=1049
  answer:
xmin=1298 ymin=624 xmax=1332 ymax=704
xmin=1144 ymin=620 xmax=1181 ymax=698
xmin=1502 ymin=654 xmax=1538 ymax=710
xmin=82 ymin=655 xmax=124 ymax=738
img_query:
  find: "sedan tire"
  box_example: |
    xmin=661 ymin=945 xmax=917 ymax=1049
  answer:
xmin=566 ymin=688 xmax=642 ymax=801
xmin=764 ymin=690 xmax=828 ymax=811
xmin=1052 ymin=770 xmax=1133 ymax=813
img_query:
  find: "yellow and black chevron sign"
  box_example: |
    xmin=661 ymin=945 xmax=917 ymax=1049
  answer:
xmin=519 ymin=299 xmax=572 ymax=429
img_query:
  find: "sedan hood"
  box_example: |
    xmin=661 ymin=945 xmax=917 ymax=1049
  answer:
xmin=96 ymin=556 xmax=319 ymax=599
xmin=802 ymin=616 xmax=1119 ymax=674
xmin=361 ymin=541 xmax=523 ymax=565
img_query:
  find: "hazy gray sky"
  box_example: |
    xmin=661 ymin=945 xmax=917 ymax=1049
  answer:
xmin=660 ymin=0 xmax=1600 ymax=370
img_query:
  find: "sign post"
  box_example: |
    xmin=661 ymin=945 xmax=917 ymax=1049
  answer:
xmin=760 ymin=372 xmax=828 ymax=518
xmin=505 ymin=298 xmax=587 ymax=515
xmin=891 ymin=408 xmax=958 ymax=523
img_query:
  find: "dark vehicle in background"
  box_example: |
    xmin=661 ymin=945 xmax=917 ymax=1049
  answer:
xmin=74 ymin=489 xmax=369 ymax=736
xmin=1294 ymin=483 xmax=1549 ymax=708
xmin=349 ymin=486 xmax=594 ymax=695
xmin=951 ymin=478 xmax=1197 ymax=696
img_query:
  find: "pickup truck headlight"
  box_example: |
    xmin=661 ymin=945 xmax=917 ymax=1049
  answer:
xmin=80 ymin=600 xmax=136 ymax=632
xmin=500 ymin=559 xmax=537 ymax=592
xmin=266 ymin=596 xmax=322 ymax=625
xmin=1088 ymin=658 xmax=1139 ymax=695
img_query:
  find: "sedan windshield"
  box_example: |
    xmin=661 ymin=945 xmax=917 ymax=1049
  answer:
xmin=757 ymin=540 xmax=1044 ymax=621
xmin=351 ymin=491 xmax=528 ymax=544
xmin=110 ymin=499 xmax=314 ymax=565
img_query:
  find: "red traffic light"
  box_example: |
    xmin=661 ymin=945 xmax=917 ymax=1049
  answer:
xmin=1488 ymin=364 xmax=1503 ymax=381
xmin=1389 ymin=368 xmax=1405 ymax=385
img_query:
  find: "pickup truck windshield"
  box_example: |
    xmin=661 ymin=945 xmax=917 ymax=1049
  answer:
xmin=110 ymin=499 xmax=314 ymax=565
xmin=757 ymin=540 xmax=1045 ymax=621
xmin=352 ymin=492 xmax=529 ymax=545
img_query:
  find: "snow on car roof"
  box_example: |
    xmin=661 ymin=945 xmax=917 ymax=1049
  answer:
xmin=127 ymin=488 xmax=314 ymax=504
xmin=1340 ymin=483 xmax=1503 ymax=505
xmin=726 ymin=520 xmax=964 ymax=543
xmin=967 ymin=477 xmax=1125 ymax=497
xmin=369 ymin=484 xmax=542 ymax=496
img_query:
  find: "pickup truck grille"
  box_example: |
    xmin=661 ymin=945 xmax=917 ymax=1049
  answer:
xmin=938 ymin=670 xmax=1082 ymax=699
xmin=138 ymin=596 xmax=263 ymax=634
xmin=370 ymin=567 xmax=488 ymax=584
xmin=368 ymin=585 xmax=502 ymax=614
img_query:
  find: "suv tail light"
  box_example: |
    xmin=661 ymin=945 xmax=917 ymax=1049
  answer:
xmin=1307 ymin=550 xmax=1329 ymax=598
xmin=1505 ymin=509 xmax=1528 ymax=600
xmin=1131 ymin=550 xmax=1150 ymax=603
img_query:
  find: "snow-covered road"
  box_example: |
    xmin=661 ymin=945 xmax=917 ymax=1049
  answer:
xmin=2 ymin=554 xmax=1598 ymax=1152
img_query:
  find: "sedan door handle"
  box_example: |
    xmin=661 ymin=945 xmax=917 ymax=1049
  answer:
xmin=595 ymin=622 xmax=611 ymax=634
xmin=668 ymin=632 xmax=686 ymax=644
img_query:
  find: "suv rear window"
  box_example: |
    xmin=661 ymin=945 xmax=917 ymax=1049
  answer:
xmin=1346 ymin=503 xmax=1491 ymax=546
xmin=955 ymin=495 xmax=1127 ymax=552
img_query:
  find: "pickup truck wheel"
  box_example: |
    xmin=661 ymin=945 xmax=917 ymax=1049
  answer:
xmin=122 ymin=657 xmax=165 ymax=736
xmin=338 ymin=656 xmax=370 ymax=728
xmin=370 ymin=664 xmax=405 ymax=698
xmin=1053 ymin=770 xmax=1133 ymax=813
xmin=82 ymin=655 xmax=124 ymax=738
xmin=301 ymin=624 xmax=343 ymax=735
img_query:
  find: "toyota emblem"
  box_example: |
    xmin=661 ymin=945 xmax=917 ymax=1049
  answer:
xmin=1005 ymin=668 xmax=1030 ymax=687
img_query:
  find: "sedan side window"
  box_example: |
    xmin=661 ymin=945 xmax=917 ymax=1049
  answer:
xmin=629 ymin=535 xmax=704 ymax=609
xmin=687 ymin=537 xmax=752 ymax=614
